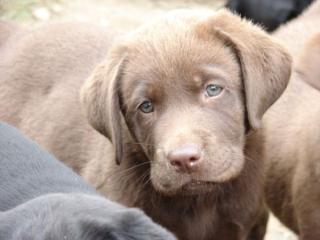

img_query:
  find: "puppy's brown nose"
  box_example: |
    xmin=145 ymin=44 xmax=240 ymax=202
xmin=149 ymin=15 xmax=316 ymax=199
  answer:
xmin=167 ymin=144 xmax=202 ymax=173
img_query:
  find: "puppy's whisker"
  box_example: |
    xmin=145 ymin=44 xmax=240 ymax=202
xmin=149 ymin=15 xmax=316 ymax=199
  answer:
xmin=135 ymin=172 xmax=151 ymax=191
xmin=99 ymin=161 xmax=150 ymax=185
xmin=141 ymin=177 xmax=152 ymax=191
xmin=105 ymin=169 xmax=151 ymax=194
xmin=244 ymin=155 xmax=256 ymax=163
xmin=108 ymin=161 xmax=149 ymax=175
xmin=98 ymin=170 xmax=145 ymax=192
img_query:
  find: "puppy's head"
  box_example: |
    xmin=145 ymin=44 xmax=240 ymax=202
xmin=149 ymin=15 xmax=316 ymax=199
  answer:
xmin=81 ymin=9 xmax=292 ymax=195
xmin=297 ymin=33 xmax=320 ymax=90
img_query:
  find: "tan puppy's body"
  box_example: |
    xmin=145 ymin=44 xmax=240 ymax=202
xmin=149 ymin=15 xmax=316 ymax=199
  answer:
xmin=261 ymin=2 xmax=320 ymax=239
xmin=0 ymin=22 xmax=116 ymax=173
xmin=0 ymin=6 xmax=304 ymax=240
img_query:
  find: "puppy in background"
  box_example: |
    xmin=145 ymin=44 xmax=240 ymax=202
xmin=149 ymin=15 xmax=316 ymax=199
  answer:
xmin=0 ymin=122 xmax=175 ymax=240
xmin=297 ymin=33 xmax=320 ymax=90
xmin=261 ymin=22 xmax=320 ymax=240
xmin=226 ymin=0 xmax=313 ymax=31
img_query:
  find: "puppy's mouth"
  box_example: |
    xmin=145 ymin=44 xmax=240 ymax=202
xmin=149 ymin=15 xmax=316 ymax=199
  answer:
xmin=180 ymin=180 xmax=217 ymax=195
xmin=155 ymin=179 xmax=218 ymax=196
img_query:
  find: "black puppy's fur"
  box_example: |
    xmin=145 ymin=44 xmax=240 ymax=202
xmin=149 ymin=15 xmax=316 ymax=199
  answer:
xmin=226 ymin=0 xmax=313 ymax=31
xmin=0 ymin=122 xmax=175 ymax=240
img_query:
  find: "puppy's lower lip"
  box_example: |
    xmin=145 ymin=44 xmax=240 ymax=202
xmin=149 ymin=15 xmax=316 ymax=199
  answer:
xmin=189 ymin=180 xmax=216 ymax=185
xmin=184 ymin=180 xmax=217 ymax=190
xmin=177 ymin=180 xmax=217 ymax=195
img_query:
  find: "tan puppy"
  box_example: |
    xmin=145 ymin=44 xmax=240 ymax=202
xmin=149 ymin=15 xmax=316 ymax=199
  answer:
xmin=0 ymin=10 xmax=292 ymax=240
xmin=260 ymin=2 xmax=320 ymax=239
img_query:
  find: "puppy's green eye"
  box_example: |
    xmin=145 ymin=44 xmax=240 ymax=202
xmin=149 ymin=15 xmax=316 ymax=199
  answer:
xmin=205 ymin=84 xmax=223 ymax=97
xmin=139 ymin=100 xmax=154 ymax=113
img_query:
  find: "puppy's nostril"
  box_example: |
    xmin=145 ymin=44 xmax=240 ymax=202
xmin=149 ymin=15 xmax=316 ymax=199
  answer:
xmin=167 ymin=144 xmax=202 ymax=173
xmin=171 ymin=159 xmax=183 ymax=167
xmin=190 ymin=156 xmax=198 ymax=162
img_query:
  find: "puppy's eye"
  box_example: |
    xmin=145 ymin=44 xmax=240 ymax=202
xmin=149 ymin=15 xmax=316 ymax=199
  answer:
xmin=138 ymin=100 xmax=154 ymax=113
xmin=205 ymin=84 xmax=223 ymax=97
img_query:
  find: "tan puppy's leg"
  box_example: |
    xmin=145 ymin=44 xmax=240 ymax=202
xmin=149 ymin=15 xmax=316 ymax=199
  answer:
xmin=292 ymin=146 xmax=320 ymax=240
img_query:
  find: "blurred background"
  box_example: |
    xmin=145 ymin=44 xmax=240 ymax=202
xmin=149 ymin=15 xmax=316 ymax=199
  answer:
xmin=0 ymin=0 xmax=224 ymax=29
xmin=0 ymin=0 xmax=300 ymax=240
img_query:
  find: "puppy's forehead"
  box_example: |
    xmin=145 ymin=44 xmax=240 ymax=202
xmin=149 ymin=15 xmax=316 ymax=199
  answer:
xmin=122 ymin=9 xmax=240 ymax=96
xmin=124 ymin=9 xmax=223 ymax=59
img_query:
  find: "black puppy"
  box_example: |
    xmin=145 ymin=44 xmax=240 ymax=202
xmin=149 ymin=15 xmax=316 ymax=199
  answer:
xmin=0 ymin=122 xmax=176 ymax=240
xmin=226 ymin=0 xmax=313 ymax=31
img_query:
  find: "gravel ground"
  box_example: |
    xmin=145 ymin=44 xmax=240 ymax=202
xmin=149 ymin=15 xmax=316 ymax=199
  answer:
xmin=0 ymin=1 xmax=298 ymax=239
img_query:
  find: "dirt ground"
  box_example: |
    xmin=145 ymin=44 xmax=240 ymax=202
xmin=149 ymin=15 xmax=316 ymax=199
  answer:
xmin=0 ymin=0 xmax=298 ymax=239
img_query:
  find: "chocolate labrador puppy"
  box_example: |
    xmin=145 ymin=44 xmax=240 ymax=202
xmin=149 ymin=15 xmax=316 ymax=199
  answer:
xmin=0 ymin=9 xmax=292 ymax=240
xmin=0 ymin=122 xmax=176 ymax=240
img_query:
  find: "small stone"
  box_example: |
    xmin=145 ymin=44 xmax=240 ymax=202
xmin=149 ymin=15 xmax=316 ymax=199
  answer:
xmin=51 ymin=4 xmax=63 ymax=13
xmin=33 ymin=7 xmax=50 ymax=21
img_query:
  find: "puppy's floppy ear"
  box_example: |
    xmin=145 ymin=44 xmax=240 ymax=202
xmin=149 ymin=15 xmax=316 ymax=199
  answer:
xmin=296 ymin=33 xmax=320 ymax=90
xmin=80 ymin=50 xmax=126 ymax=165
xmin=199 ymin=10 xmax=292 ymax=129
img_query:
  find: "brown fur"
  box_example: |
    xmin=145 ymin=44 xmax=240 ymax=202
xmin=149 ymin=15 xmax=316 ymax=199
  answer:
xmin=259 ymin=1 xmax=320 ymax=239
xmin=0 ymin=9 xmax=292 ymax=240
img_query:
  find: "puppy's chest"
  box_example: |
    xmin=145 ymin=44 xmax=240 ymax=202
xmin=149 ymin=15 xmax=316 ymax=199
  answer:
xmin=150 ymin=201 xmax=220 ymax=240
xmin=183 ymin=207 xmax=219 ymax=240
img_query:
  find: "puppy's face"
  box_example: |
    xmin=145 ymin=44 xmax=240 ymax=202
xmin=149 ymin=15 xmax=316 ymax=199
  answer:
xmin=81 ymin=10 xmax=292 ymax=196
xmin=121 ymin=34 xmax=245 ymax=194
